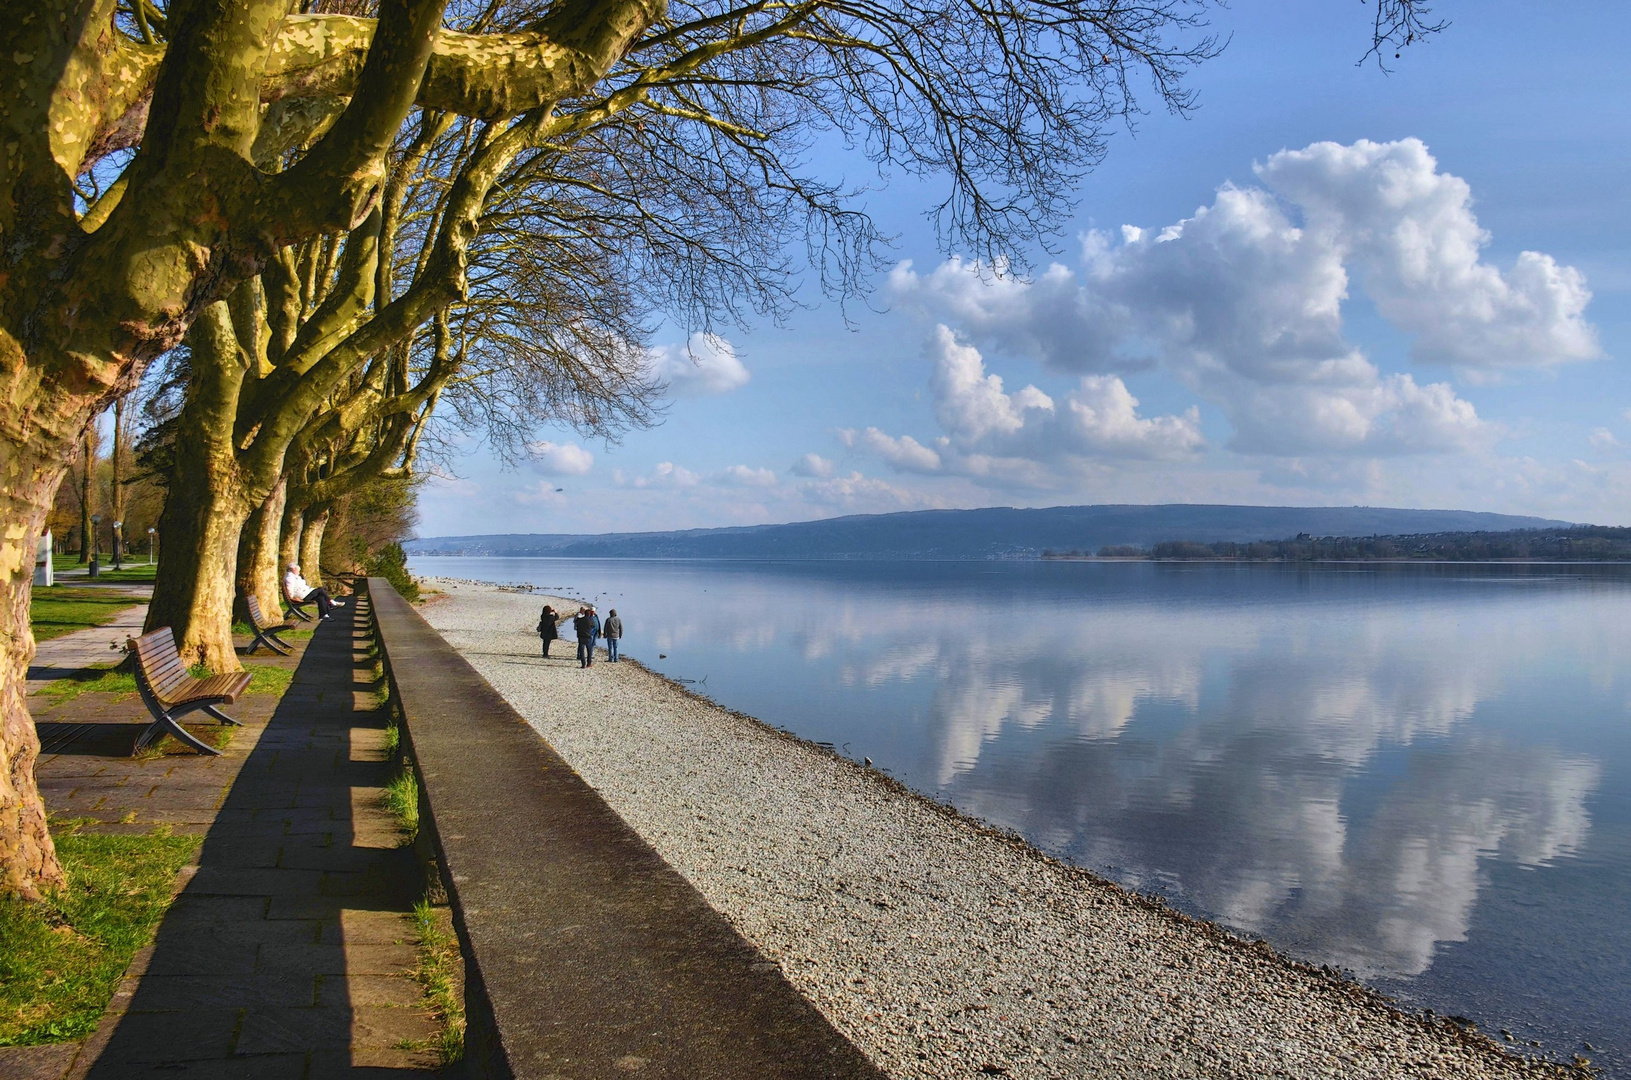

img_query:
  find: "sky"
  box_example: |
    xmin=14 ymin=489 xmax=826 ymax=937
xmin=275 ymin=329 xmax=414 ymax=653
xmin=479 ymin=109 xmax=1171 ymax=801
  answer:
xmin=416 ymin=1 xmax=1631 ymax=537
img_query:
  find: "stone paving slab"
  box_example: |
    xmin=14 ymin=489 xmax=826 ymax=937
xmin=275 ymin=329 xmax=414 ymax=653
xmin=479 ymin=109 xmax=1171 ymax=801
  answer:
xmin=23 ymin=598 xmax=450 ymax=1078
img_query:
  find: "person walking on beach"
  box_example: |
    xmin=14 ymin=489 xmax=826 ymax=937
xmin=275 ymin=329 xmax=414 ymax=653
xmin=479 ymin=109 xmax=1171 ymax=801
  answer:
xmin=537 ymin=605 xmax=559 ymax=658
xmin=603 ymin=609 xmax=623 ymax=662
xmin=285 ymin=563 xmax=343 ymax=620
xmin=573 ymin=607 xmax=595 ymax=668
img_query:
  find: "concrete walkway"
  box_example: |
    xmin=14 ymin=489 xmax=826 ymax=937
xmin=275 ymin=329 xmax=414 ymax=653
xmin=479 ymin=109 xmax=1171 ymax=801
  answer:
xmin=27 ymin=600 xmax=150 ymax=692
xmin=3 ymin=596 xmax=449 ymax=1078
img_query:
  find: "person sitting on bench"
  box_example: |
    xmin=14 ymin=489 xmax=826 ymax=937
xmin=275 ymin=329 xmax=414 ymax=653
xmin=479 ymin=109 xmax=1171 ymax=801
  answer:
xmin=284 ymin=562 xmax=345 ymax=620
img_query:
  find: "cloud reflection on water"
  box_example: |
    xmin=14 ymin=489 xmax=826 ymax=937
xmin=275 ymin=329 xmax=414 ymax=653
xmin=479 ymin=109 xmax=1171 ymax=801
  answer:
xmin=535 ymin=563 xmax=1607 ymax=980
xmin=914 ymin=605 xmax=1601 ymax=978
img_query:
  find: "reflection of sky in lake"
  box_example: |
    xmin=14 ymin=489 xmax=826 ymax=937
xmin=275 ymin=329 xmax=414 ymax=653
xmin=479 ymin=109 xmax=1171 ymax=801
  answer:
xmin=415 ymin=557 xmax=1631 ymax=1073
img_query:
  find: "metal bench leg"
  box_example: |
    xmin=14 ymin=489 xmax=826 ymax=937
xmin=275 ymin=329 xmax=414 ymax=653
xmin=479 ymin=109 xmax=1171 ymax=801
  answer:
xmin=249 ymin=628 xmax=291 ymax=656
xmin=132 ymin=721 xmax=162 ymax=753
xmin=134 ymin=713 xmax=221 ymax=756
xmin=202 ymin=704 xmax=242 ymax=726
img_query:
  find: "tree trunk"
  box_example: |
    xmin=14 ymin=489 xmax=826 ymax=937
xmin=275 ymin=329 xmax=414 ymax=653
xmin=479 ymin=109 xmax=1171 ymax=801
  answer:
xmin=278 ymin=496 xmax=304 ymax=591
xmin=143 ymin=303 xmax=252 ymax=673
xmin=78 ymin=431 xmax=92 ymax=563
xmin=147 ymin=479 xmax=252 ymax=673
xmin=0 ymin=437 xmax=72 ymax=899
xmin=236 ymin=479 xmax=287 ymax=627
xmin=111 ymin=399 xmax=124 ymax=568
xmin=301 ymin=503 xmax=331 ymax=580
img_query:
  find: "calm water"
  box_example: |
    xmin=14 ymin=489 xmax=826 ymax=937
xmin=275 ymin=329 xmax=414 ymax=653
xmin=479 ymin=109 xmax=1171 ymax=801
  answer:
xmin=414 ymin=556 xmax=1631 ymax=1072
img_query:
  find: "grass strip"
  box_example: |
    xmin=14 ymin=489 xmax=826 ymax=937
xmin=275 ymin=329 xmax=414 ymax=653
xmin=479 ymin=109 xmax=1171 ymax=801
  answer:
xmin=133 ymin=725 xmax=237 ymax=760
xmin=29 ymin=588 xmax=139 ymax=643
xmin=42 ymin=661 xmax=290 ymax=706
xmin=244 ymin=663 xmax=292 ymax=696
xmin=231 ymin=621 xmax=314 ymax=642
xmin=0 ymin=821 xmax=198 ymax=1046
xmin=409 ymin=897 xmax=465 ymax=1065
xmin=38 ymin=665 xmax=136 ymax=705
xmin=383 ymin=765 xmax=419 ymax=841
xmin=49 ymin=557 xmax=157 ymax=583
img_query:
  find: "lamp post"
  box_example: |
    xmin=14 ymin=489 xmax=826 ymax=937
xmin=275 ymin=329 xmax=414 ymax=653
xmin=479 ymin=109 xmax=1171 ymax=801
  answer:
xmin=89 ymin=513 xmax=100 ymax=578
xmin=148 ymin=527 xmax=157 ymax=565
xmin=113 ymin=519 xmax=123 ymax=570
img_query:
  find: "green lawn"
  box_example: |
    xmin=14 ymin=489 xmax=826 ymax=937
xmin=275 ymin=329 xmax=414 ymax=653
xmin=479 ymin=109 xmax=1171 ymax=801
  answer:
xmin=49 ymin=554 xmax=156 ymax=583
xmin=42 ymin=661 xmax=292 ymax=707
xmin=0 ymin=821 xmax=199 ymax=1046
xmin=29 ymin=588 xmax=140 ymax=642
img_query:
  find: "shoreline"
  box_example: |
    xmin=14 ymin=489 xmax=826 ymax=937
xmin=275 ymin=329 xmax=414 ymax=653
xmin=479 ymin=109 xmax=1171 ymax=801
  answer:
xmin=419 ymin=579 xmax=1584 ymax=1079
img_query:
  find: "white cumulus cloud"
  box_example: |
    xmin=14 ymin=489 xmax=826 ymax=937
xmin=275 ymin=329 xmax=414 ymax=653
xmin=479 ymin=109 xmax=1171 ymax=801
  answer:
xmin=800 ymin=470 xmax=934 ymax=512
xmin=844 ymin=327 xmax=1203 ymax=487
xmin=526 ymin=440 xmax=595 ymax=476
xmin=790 ymin=453 xmax=836 ymax=478
xmin=890 ymin=138 xmax=1592 ymax=460
xmin=838 ymin=427 xmax=944 ymax=473
xmin=719 ymin=464 xmax=778 ymax=487
xmin=645 ymin=332 xmax=751 ymax=396
xmin=627 ymin=461 xmax=702 ymax=489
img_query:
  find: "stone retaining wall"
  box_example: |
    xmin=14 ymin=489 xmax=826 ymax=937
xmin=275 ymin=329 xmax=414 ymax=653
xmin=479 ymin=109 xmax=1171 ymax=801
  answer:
xmin=367 ymin=577 xmax=882 ymax=1080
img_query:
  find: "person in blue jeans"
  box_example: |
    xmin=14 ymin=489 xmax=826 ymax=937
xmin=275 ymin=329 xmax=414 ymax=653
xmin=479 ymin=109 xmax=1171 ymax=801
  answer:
xmin=603 ymin=609 xmax=622 ymax=661
xmin=572 ymin=607 xmax=595 ymax=667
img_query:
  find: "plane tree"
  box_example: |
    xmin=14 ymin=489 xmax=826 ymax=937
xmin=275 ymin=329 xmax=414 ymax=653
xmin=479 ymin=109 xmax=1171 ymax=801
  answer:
xmin=0 ymin=0 xmax=1441 ymax=900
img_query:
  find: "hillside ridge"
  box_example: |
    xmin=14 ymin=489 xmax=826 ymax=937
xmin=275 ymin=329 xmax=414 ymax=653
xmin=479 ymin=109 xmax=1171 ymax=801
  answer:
xmin=406 ymin=503 xmax=1576 ymax=560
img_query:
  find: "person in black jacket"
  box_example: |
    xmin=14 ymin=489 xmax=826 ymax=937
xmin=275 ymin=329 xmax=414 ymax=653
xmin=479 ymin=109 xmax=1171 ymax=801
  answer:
xmin=572 ymin=607 xmax=595 ymax=668
xmin=537 ymin=605 xmax=559 ymax=658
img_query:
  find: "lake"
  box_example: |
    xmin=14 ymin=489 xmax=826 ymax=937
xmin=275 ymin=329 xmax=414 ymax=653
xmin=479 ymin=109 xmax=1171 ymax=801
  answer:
xmin=412 ymin=556 xmax=1631 ymax=1073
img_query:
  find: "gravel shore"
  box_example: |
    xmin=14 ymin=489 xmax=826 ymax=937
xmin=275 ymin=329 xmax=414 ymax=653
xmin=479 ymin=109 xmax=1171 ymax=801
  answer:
xmin=422 ymin=582 xmax=1581 ymax=1080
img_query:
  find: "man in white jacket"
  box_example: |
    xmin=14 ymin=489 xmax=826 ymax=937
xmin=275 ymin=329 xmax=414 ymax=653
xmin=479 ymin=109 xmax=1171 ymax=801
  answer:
xmin=285 ymin=563 xmax=344 ymax=620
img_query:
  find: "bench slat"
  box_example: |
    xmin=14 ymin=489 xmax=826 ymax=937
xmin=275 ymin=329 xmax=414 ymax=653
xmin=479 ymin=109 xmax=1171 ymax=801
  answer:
xmin=129 ymin=629 xmax=251 ymax=707
xmin=247 ymin=596 xmax=296 ymax=634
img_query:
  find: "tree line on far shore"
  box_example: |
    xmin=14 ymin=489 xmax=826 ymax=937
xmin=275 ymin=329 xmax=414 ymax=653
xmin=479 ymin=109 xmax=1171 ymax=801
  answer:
xmin=1045 ymin=526 xmax=1631 ymax=562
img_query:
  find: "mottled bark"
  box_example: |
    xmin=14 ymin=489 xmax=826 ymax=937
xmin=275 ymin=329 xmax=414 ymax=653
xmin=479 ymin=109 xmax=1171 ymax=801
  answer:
xmin=144 ymin=303 xmax=250 ymax=673
xmin=235 ymin=477 xmax=286 ymax=627
xmin=111 ymin=398 xmax=124 ymax=566
xmin=0 ymin=436 xmax=73 ymax=899
xmin=300 ymin=504 xmax=330 ymax=579
xmin=278 ymin=496 xmax=304 ymax=589
xmin=149 ymin=476 xmax=250 ymax=674
xmin=78 ymin=431 xmax=92 ymax=562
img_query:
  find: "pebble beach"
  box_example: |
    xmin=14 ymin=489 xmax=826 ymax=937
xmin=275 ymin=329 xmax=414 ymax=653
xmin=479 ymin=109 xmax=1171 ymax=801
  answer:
xmin=421 ymin=581 xmax=1583 ymax=1080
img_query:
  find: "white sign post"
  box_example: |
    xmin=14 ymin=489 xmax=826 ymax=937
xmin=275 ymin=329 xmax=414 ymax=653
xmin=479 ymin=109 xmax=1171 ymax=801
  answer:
xmin=34 ymin=530 xmax=52 ymax=587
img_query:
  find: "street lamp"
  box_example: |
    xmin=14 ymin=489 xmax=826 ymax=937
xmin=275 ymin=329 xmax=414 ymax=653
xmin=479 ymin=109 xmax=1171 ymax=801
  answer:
xmin=148 ymin=527 xmax=156 ymax=565
xmin=113 ymin=519 xmax=123 ymax=570
xmin=89 ymin=513 xmax=100 ymax=578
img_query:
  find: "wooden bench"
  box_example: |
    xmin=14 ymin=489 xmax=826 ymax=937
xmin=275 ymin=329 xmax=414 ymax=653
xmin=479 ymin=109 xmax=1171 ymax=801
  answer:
xmin=245 ymin=595 xmax=295 ymax=656
xmin=282 ymin=578 xmax=314 ymax=621
xmin=127 ymin=628 xmax=252 ymax=756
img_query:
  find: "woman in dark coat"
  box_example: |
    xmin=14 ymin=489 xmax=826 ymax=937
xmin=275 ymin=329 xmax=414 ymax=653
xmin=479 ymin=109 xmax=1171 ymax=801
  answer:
xmin=537 ymin=605 xmax=559 ymax=657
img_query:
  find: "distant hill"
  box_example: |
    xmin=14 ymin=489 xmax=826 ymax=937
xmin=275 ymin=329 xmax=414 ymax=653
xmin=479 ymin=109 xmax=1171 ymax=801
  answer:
xmin=405 ymin=504 xmax=1576 ymax=561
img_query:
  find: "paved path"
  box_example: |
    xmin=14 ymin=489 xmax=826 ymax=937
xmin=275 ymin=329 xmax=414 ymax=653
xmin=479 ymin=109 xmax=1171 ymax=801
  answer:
xmin=27 ymin=601 xmax=150 ymax=692
xmin=2 ymin=596 xmax=448 ymax=1078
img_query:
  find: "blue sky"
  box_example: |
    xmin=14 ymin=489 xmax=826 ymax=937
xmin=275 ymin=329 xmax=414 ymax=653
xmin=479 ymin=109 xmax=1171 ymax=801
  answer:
xmin=417 ymin=1 xmax=1631 ymax=537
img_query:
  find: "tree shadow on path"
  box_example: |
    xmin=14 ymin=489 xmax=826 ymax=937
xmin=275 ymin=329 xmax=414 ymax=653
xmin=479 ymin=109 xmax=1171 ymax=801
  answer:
xmin=83 ymin=600 xmax=448 ymax=1078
